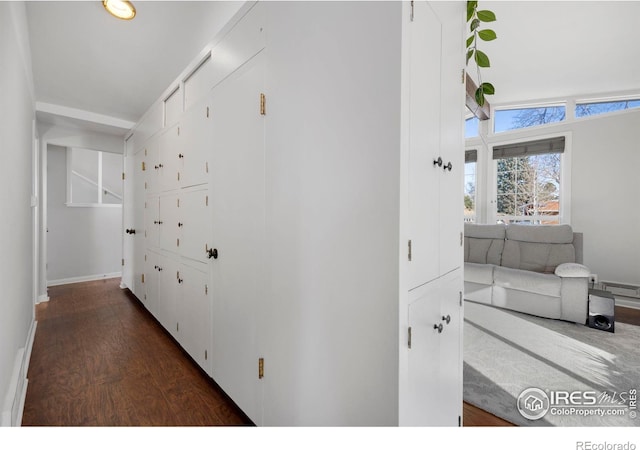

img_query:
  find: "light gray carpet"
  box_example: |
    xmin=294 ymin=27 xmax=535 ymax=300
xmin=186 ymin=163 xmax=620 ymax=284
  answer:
xmin=464 ymin=300 xmax=640 ymax=426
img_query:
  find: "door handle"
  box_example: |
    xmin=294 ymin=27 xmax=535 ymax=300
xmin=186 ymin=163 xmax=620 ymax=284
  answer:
xmin=207 ymin=248 xmax=218 ymax=259
xmin=433 ymin=323 xmax=443 ymax=333
xmin=125 ymin=228 xmax=136 ymax=234
xmin=442 ymin=314 xmax=451 ymax=325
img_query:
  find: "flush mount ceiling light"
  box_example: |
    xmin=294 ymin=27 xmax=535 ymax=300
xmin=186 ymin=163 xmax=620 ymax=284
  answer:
xmin=103 ymin=0 xmax=136 ymax=20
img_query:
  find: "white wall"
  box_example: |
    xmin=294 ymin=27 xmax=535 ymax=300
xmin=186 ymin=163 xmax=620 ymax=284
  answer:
xmin=570 ymin=110 xmax=640 ymax=286
xmin=0 ymin=1 xmax=36 ymax=425
xmin=46 ymin=145 xmax=122 ymax=284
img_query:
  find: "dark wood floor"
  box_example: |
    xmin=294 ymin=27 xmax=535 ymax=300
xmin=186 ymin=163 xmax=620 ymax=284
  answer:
xmin=22 ymin=278 xmax=640 ymax=426
xmin=22 ymin=278 xmax=252 ymax=426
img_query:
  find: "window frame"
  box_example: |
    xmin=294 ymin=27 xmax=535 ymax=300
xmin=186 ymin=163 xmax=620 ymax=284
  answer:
xmin=66 ymin=147 xmax=123 ymax=208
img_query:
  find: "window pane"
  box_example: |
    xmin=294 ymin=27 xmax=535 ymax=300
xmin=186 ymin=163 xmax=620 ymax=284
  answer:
xmin=464 ymin=161 xmax=476 ymax=222
xmin=494 ymin=106 xmax=565 ymax=133
xmin=102 ymin=151 xmax=123 ymax=205
xmin=496 ymin=153 xmax=561 ymax=224
xmin=465 ymin=116 xmax=479 ymax=138
xmin=575 ymin=99 xmax=640 ymax=118
xmin=70 ymin=148 xmax=99 ymax=204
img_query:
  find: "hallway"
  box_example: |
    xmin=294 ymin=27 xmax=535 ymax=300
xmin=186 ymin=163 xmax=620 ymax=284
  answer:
xmin=22 ymin=278 xmax=252 ymax=426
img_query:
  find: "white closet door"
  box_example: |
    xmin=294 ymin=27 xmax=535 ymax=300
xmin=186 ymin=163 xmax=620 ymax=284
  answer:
xmin=133 ymin=149 xmax=146 ymax=297
xmin=210 ymin=50 xmax=265 ymax=425
xmin=407 ymin=2 xmax=443 ymax=290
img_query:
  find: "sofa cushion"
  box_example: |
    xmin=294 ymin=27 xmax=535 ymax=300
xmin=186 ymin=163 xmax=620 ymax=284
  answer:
xmin=502 ymin=224 xmax=576 ymax=273
xmin=464 ymin=223 xmax=505 ymax=265
xmin=494 ymin=266 xmax=561 ymax=298
xmin=464 ymin=262 xmax=495 ymax=285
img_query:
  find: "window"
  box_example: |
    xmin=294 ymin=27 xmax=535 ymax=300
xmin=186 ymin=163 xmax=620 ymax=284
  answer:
xmin=464 ymin=150 xmax=477 ymax=223
xmin=575 ymin=99 xmax=640 ymax=118
xmin=494 ymin=105 xmax=565 ymax=133
xmin=67 ymin=148 xmax=122 ymax=206
xmin=494 ymin=137 xmax=564 ymax=225
xmin=465 ymin=116 xmax=479 ymax=138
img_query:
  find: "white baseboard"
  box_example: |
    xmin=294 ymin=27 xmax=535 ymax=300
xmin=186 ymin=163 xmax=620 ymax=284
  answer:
xmin=1 ymin=319 xmax=37 ymax=427
xmin=37 ymin=294 xmax=50 ymax=304
xmin=47 ymin=272 xmax=122 ymax=287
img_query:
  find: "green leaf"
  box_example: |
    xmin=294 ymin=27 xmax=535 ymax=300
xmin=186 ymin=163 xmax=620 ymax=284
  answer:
xmin=466 ymin=35 xmax=475 ymax=48
xmin=480 ymin=82 xmax=495 ymax=95
xmin=470 ymin=18 xmax=480 ymax=31
xmin=475 ymin=88 xmax=485 ymax=106
xmin=478 ymin=29 xmax=497 ymax=41
xmin=474 ymin=49 xmax=490 ymax=68
xmin=467 ymin=1 xmax=477 ymax=21
xmin=466 ymin=49 xmax=474 ymax=65
xmin=477 ymin=10 xmax=497 ymax=22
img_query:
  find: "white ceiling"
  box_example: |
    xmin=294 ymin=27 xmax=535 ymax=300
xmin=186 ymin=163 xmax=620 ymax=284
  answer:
xmin=473 ymin=1 xmax=640 ymax=106
xmin=27 ymin=0 xmax=243 ymax=135
xmin=25 ymin=1 xmax=640 ymax=136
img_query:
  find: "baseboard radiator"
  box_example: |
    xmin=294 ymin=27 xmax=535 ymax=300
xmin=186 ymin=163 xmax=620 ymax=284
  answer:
xmin=600 ymin=281 xmax=640 ymax=299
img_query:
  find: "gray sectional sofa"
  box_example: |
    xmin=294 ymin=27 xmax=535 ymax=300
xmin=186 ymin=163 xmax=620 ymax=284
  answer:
xmin=464 ymin=223 xmax=590 ymax=324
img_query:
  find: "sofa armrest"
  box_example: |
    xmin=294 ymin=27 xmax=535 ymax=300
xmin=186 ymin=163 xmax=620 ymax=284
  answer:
xmin=555 ymin=262 xmax=590 ymax=278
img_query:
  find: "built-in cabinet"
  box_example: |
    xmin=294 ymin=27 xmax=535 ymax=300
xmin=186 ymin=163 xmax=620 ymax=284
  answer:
xmin=122 ymin=1 xmax=464 ymax=426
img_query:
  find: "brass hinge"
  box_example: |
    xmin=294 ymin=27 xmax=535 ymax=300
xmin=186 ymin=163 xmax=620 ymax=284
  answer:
xmin=408 ymin=327 xmax=412 ymax=349
xmin=461 ymin=69 xmax=465 ymax=84
xmin=142 ymin=161 xmax=146 ymax=171
xmin=141 ymin=273 xmax=145 ymax=283
xmin=408 ymin=240 xmax=412 ymax=261
xmin=206 ymin=106 xmax=210 ymax=118
xmin=205 ymin=284 xmax=208 ymax=295
xmin=258 ymin=357 xmax=264 ymax=379
xmin=410 ymin=0 xmax=414 ymax=21
xmin=122 ymin=172 xmax=125 ymax=180
xmin=260 ymin=93 xmax=266 ymax=116
xmin=176 ymin=270 xmax=180 ymax=280
xmin=121 ymin=258 xmax=125 ymax=266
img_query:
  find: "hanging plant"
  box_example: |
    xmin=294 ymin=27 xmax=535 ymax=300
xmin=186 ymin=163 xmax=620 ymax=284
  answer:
xmin=466 ymin=1 xmax=497 ymax=107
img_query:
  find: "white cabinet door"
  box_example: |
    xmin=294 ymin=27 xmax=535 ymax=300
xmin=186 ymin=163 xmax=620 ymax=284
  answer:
xmin=177 ymin=262 xmax=212 ymax=376
xmin=145 ymin=195 xmax=160 ymax=250
xmin=180 ymin=188 xmax=210 ymax=263
xmin=180 ymin=100 xmax=212 ymax=188
xmin=132 ymin=149 xmax=146 ymax=298
xmin=156 ymin=254 xmax=179 ymax=339
xmin=407 ymin=1 xmax=444 ymax=289
xmin=144 ymin=137 xmax=160 ymax=195
xmin=143 ymin=250 xmax=159 ymax=317
xmin=159 ymin=193 xmax=180 ymax=255
xmin=159 ymin=124 xmax=181 ymax=192
xmin=405 ymin=269 xmax=462 ymax=426
xmin=210 ymin=50 xmax=265 ymax=425
xmin=407 ymin=1 xmax=464 ymax=289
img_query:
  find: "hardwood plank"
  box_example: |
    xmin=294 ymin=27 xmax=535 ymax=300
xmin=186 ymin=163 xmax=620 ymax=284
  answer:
xmin=22 ymin=278 xmax=252 ymax=427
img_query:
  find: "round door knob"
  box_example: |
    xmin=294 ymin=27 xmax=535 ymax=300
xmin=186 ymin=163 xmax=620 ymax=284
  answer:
xmin=434 ymin=323 xmax=443 ymax=333
xmin=178 ymin=222 xmax=183 ymax=228
xmin=207 ymin=248 xmax=218 ymax=259
xmin=433 ymin=157 xmax=443 ymax=167
xmin=442 ymin=314 xmax=451 ymax=325
xmin=443 ymin=162 xmax=452 ymax=172
xmin=178 ymin=153 xmax=184 ymax=159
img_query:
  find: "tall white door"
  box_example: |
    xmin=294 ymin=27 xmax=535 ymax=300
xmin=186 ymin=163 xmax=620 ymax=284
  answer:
xmin=209 ymin=50 xmax=265 ymax=425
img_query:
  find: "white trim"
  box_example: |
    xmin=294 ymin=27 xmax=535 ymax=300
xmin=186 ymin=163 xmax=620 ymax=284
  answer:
xmin=37 ymin=294 xmax=50 ymax=304
xmin=1 ymin=319 xmax=37 ymax=427
xmin=47 ymin=272 xmax=122 ymax=287
xmin=35 ymin=102 xmax=135 ymax=130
